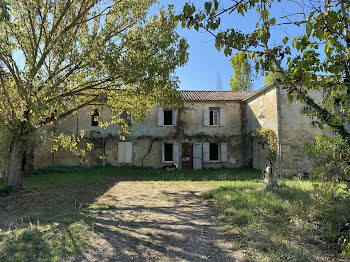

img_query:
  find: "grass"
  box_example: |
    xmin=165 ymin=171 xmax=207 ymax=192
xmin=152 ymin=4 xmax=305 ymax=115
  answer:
xmin=204 ymin=179 xmax=344 ymax=261
xmin=0 ymin=166 xmax=261 ymax=262
xmin=0 ymin=166 xmax=345 ymax=261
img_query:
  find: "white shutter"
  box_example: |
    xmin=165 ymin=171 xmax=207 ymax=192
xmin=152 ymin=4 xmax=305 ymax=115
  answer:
xmin=193 ymin=142 xmax=202 ymax=170
xmin=173 ymin=143 xmax=179 ymax=163
xmin=220 ymin=142 xmax=227 ymax=162
xmin=118 ymin=142 xmax=125 ymax=163
xmin=118 ymin=142 xmax=132 ymax=163
xmin=157 ymin=109 xmax=164 ymax=126
xmin=203 ymin=109 xmax=209 ymax=126
xmin=125 ymin=142 xmax=132 ymax=163
xmin=172 ymin=111 xmax=177 ymax=126
xmin=162 ymin=142 xmax=165 ymax=162
xmin=220 ymin=109 xmax=225 ymax=126
xmin=203 ymin=142 xmax=210 ymax=162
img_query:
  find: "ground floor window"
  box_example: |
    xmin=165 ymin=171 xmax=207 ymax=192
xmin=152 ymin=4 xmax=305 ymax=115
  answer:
xmin=210 ymin=143 xmax=219 ymax=161
xmin=164 ymin=143 xmax=173 ymax=161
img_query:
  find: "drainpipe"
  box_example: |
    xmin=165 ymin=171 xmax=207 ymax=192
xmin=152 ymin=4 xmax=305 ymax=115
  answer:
xmin=276 ymin=82 xmax=282 ymax=175
xmin=240 ymin=101 xmax=247 ymax=166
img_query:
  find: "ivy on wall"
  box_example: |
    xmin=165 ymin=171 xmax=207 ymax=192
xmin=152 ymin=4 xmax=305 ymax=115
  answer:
xmin=253 ymin=128 xmax=277 ymax=160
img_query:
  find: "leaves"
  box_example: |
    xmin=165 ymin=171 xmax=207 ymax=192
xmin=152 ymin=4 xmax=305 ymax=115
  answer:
xmin=0 ymin=0 xmax=189 ymax=169
xmin=229 ymin=52 xmax=253 ymax=91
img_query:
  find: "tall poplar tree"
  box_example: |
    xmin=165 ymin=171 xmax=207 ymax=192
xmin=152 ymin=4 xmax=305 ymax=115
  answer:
xmin=229 ymin=52 xmax=253 ymax=91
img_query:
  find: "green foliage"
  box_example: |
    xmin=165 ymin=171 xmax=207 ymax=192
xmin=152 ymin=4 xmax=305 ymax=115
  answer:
xmin=263 ymin=64 xmax=285 ymax=86
xmin=178 ymin=3 xmax=350 ymax=256
xmin=307 ymin=135 xmax=350 ymax=257
xmin=0 ymin=0 xmax=189 ymax=186
xmin=229 ymin=52 xmax=253 ymax=91
xmin=0 ymin=0 xmax=9 ymax=22
xmin=177 ymin=0 xmax=350 ymax=144
xmin=253 ymin=128 xmax=277 ymax=160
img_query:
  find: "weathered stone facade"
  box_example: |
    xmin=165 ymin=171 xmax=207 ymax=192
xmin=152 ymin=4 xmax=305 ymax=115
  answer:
xmin=27 ymin=86 xmax=340 ymax=175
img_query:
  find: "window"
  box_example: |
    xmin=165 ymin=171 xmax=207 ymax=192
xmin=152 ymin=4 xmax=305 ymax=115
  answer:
xmin=203 ymin=142 xmax=227 ymax=163
xmin=209 ymin=143 xmax=219 ymax=161
xmin=157 ymin=109 xmax=176 ymax=126
xmin=120 ymin=111 xmax=131 ymax=126
xmin=164 ymin=110 xmax=173 ymax=126
xmin=334 ymin=98 xmax=342 ymax=113
xmin=91 ymin=109 xmax=99 ymax=126
xmin=210 ymin=110 xmax=220 ymax=126
xmin=164 ymin=143 xmax=173 ymax=161
xmin=118 ymin=142 xmax=132 ymax=163
xmin=204 ymin=108 xmax=225 ymax=126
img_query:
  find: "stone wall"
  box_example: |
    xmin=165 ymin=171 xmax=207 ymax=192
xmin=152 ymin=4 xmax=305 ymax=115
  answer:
xmin=279 ymin=86 xmax=334 ymax=175
xmin=32 ymin=101 xmax=244 ymax=170
xmin=244 ymin=86 xmax=278 ymax=170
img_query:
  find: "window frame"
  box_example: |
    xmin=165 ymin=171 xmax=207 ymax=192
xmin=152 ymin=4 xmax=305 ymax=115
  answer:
xmin=163 ymin=143 xmax=174 ymax=162
xmin=209 ymin=143 xmax=220 ymax=162
xmin=163 ymin=110 xmax=173 ymax=126
xmin=91 ymin=109 xmax=99 ymax=127
xmin=209 ymin=109 xmax=220 ymax=126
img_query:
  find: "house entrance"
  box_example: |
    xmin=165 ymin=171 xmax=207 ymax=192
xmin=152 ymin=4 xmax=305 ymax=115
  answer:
xmin=181 ymin=143 xmax=193 ymax=170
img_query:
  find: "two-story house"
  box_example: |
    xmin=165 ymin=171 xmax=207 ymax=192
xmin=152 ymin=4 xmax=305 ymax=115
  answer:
xmin=29 ymin=83 xmax=341 ymax=175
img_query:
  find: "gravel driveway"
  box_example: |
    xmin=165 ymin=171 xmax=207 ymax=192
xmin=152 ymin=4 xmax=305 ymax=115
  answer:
xmin=79 ymin=181 xmax=242 ymax=262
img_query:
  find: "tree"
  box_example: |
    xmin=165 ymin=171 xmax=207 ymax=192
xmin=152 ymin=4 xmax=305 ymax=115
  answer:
xmin=263 ymin=64 xmax=284 ymax=86
xmin=0 ymin=1 xmax=9 ymax=22
xmin=177 ymin=0 xmax=350 ymax=145
xmin=0 ymin=0 xmax=188 ymax=189
xmin=177 ymin=1 xmax=350 ymax=255
xmin=229 ymin=51 xmax=253 ymax=91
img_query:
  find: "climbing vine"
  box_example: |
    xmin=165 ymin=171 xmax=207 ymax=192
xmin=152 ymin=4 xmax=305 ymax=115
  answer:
xmin=253 ymin=128 xmax=277 ymax=160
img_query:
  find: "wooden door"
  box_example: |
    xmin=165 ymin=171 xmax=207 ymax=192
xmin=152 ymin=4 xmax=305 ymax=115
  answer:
xmin=181 ymin=143 xmax=193 ymax=170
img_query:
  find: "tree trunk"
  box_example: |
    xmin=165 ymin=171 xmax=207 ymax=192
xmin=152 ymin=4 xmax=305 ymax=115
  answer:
xmin=7 ymin=139 xmax=23 ymax=189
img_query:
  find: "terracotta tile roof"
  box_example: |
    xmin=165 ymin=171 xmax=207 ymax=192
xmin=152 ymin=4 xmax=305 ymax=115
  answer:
xmin=180 ymin=90 xmax=257 ymax=101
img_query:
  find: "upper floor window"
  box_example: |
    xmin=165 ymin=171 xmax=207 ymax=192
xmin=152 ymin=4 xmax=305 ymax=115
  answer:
xmin=157 ymin=109 xmax=177 ymax=126
xmin=204 ymin=108 xmax=225 ymax=126
xmin=334 ymin=98 xmax=342 ymax=113
xmin=164 ymin=110 xmax=173 ymax=126
xmin=120 ymin=111 xmax=132 ymax=126
xmin=91 ymin=109 xmax=99 ymax=126
xmin=210 ymin=109 xmax=220 ymax=126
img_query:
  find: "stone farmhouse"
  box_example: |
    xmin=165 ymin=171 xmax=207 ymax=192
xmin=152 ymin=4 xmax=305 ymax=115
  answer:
xmin=30 ymin=82 xmax=334 ymax=175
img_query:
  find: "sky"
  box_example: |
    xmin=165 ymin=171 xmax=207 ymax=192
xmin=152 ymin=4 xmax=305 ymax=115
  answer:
xmin=153 ymin=0 xmax=307 ymax=91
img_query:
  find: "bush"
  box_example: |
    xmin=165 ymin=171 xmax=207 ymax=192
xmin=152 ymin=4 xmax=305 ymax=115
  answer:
xmin=307 ymin=135 xmax=350 ymax=257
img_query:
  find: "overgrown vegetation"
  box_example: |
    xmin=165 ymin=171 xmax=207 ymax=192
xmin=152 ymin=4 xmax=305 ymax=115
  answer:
xmin=253 ymin=128 xmax=277 ymax=159
xmin=204 ymin=179 xmax=347 ymax=261
xmin=307 ymin=135 xmax=350 ymax=257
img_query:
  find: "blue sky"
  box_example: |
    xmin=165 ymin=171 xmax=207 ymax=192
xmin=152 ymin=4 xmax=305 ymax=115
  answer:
xmin=155 ymin=0 xmax=305 ymax=91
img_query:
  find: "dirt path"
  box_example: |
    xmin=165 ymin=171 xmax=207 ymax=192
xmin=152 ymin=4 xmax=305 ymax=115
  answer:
xmin=79 ymin=181 xmax=242 ymax=262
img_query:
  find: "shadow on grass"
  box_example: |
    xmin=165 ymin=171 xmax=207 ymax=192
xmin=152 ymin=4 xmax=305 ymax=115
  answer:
xmin=204 ymin=182 xmax=340 ymax=261
xmin=0 ymin=166 xmax=259 ymax=261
